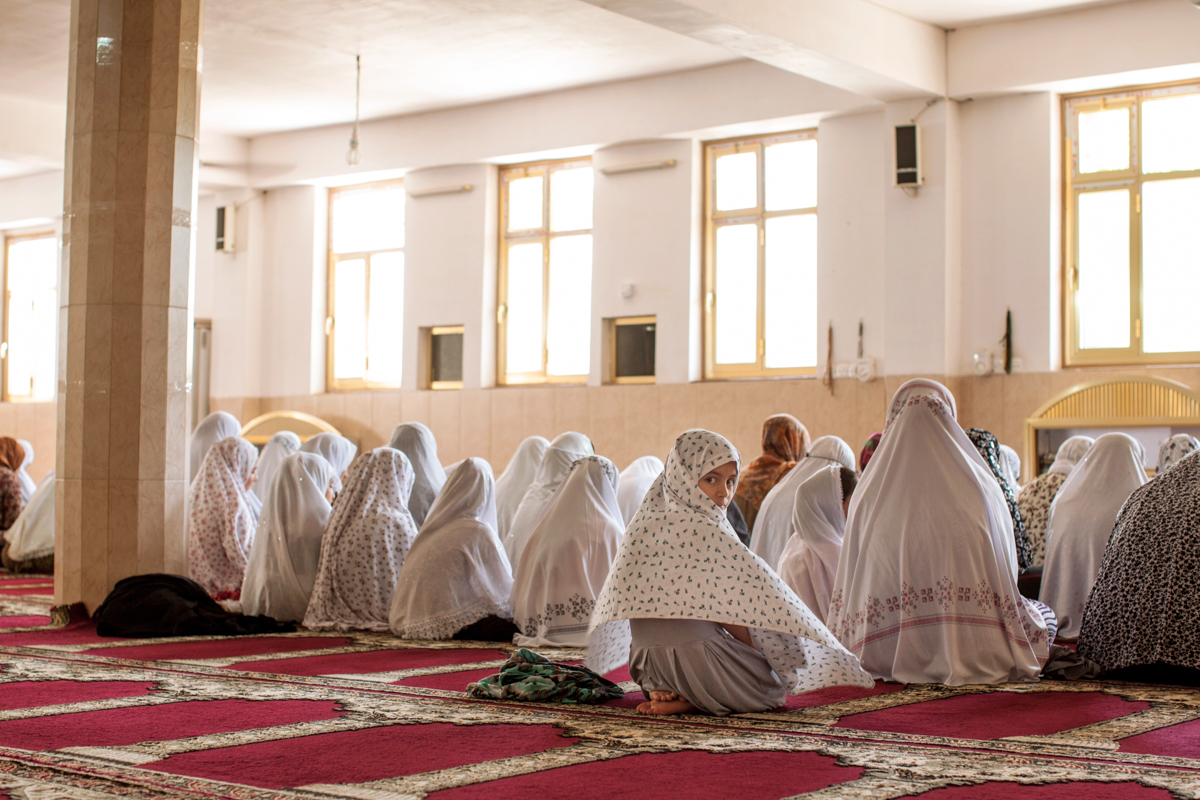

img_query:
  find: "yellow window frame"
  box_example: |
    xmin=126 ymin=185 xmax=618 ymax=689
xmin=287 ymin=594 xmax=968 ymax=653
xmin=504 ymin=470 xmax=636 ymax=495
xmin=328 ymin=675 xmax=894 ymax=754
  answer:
xmin=326 ymin=178 xmax=405 ymax=391
xmin=1064 ymin=80 xmax=1200 ymax=367
xmin=497 ymin=157 xmax=592 ymax=386
xmin=608 ymin=315 xmax=656 ymax=385
xmin=428 ymin=324 xmax=465 ymax=391
xmin=703 ymin=129 xmax=817 ymax=380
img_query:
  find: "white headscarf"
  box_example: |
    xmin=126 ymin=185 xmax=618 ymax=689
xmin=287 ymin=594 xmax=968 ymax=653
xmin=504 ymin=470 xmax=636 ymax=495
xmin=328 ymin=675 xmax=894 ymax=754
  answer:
xmin=300 ymin=433 xmax=357 ymax=493
xmin=750 ymin=435 xmax=855 ymax=570
xmin=241 ymin=452 xmax=337 ymax=622
xmin=1048 ymin=435 xmax=1094 ymax=476
xmin=586 ymin=430 xmax=872 ymax=693
xmin=495 ymin=436 xmax=550 ymax=543
xmin=776 ymin=465 xmax=845 ymax=624
xmin=304 ymin=447 xmax=418 ymax=632
xmin=513 ymin=456 xmax=624 ymax=647
xmin=390 ymin=458 xmax=514 ymax=640
xmin=999 ymin=444 xmax=1022 ymax=489
xmin=186 ymin=436 xmax=260 ymax=598
xmin=502 ymin=431 xmax=594 ymax=565
xmin=617 ymin=455 xmax=664 ymax=525
xmin=14 ymin=439 xmax=36 ymax=506
xmin=827 ymin=379 xmax=1052 ymax=685
xmin=1040 ymin=432 xmax=1146 ymax=640
xmin=1157 ymin=433 xmax=1200 ymax=474
xmin=253 ymin=432 xmax=302 ymax=502
xmin=188 ymin=411 xmax=242 ymax=486
xmin=388 ymin=423 xmax=447 ymax=527
xmin=4 ymin=469 xmax=54 ymax=562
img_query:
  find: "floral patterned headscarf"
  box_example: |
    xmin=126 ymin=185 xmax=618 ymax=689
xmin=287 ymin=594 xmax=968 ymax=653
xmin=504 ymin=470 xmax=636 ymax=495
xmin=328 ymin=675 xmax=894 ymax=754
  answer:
xmin=734 ymin=414 xmax=810 ymax=531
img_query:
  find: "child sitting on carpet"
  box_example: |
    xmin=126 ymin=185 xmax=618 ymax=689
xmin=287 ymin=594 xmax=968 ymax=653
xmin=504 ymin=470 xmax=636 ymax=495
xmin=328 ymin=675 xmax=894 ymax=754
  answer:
xmin=585 ymin=430 xmax=872 ymax=717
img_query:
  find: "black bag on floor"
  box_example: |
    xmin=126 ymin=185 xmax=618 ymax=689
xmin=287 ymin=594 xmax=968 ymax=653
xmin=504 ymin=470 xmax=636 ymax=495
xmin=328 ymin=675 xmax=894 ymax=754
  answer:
xmin=93 ymin=573 xmax=295 ymax=638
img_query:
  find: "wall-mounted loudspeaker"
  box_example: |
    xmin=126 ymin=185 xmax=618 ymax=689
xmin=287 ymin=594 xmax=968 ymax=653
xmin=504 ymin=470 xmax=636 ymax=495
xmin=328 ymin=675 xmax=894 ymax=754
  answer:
xmin=216 ymin=206 xmax=235 ymax=253
xmin=894 ymin=124 xmax=922 ymax=187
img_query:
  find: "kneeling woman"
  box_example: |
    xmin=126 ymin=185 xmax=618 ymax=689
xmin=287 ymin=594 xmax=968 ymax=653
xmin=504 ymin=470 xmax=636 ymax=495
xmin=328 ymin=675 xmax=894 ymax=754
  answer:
xmin=587 ymin=430 xmax=871 ymax=717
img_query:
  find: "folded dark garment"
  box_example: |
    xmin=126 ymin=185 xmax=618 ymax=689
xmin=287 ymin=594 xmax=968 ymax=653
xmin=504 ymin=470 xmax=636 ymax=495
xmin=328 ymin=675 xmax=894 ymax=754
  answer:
xmin=93 ymin=573 xmax=294 ymax=638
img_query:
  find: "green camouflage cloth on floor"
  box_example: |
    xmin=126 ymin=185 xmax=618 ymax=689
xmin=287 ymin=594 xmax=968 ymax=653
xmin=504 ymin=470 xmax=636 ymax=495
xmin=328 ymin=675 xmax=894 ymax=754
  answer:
xmin=466 ymin=648 xmax=625 ymax=704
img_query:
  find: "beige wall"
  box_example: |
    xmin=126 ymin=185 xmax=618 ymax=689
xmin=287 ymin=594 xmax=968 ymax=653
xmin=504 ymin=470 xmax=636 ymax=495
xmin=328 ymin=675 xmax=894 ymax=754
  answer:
xmin=0 ymin=402 xmax=56 ymax=484
xmin=209 ymin=365 xmax=1200 ymax=482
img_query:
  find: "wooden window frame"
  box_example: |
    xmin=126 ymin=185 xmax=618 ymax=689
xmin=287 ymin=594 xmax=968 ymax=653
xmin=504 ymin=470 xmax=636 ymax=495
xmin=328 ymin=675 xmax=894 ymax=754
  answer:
xmin=608 ymin=315 xmax=656 ymax=385
xmin=3 ymin=230 xmax=58 ymax=403
xmin=497 ymin=157 xmax=592 ymax=386
xmin=427 ymin=324 xmax=465 ymax=390
xmin=326 ymin=178 xmax=405 ymax=391
xmin=1064 ymin=80 xmax=1200 ymax=367
xmin=702 ymin=129 xmax=818 ymax=380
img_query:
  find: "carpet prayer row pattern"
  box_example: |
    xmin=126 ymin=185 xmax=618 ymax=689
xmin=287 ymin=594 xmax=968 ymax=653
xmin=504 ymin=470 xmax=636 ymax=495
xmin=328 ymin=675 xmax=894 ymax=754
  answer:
xmin=0 ymin=575 xmax=1197 ymax=798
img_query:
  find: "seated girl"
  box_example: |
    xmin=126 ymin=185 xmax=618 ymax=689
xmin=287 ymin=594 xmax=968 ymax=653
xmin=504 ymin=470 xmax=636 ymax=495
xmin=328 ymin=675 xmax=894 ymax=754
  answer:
xmin=2 ymin=469 xmax=54 ymax=574
xmin=253 ymin=431 xmax=302 ymax=504
xmin=299 ymin=433 xmax=358 ymax=492
xmin=241 ymin=452 xmax=337 ymax=622
xmin=495 ymin=436 xmax=550 ymax=543
xmin=503 ymin=431 xmax=593 ymax=565
xmin=776 ymin=465 xmax=857 ymax=624
xmin=390 ymin=458 xmax=518 ymax=641
xmin=587 ymin=430 xmax=871 ymax=717
xmin=512 ymin=456 xmax=624 ymax=647
xmin=1017 ymin=435 xmax=1093 ymax=566
xmin=305 ymin=447 xmax=419 ymax=631
xmin=187 ymin=436 xmax=260 ymax=600
xmin=387 ymin=422 xmax=447 ymax=526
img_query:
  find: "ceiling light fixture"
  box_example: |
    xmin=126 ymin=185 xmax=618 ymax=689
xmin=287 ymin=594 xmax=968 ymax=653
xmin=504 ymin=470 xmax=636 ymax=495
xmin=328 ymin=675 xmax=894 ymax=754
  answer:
xmin=347 ymin=55 xmax=362 ymax=166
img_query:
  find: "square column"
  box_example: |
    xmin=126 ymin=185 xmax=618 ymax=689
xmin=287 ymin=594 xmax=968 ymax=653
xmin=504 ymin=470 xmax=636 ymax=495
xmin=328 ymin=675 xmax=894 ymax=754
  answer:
xmin=57 ymin=0 xmax=202 ymax=611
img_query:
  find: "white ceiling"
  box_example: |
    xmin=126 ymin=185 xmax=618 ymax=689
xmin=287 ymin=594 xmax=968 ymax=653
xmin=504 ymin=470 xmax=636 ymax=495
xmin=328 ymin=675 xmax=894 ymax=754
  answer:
xmin=0 ymin=0 xmax=1140 ymax=142
xmin=870 ymin=0 xmax=1128 ymax=28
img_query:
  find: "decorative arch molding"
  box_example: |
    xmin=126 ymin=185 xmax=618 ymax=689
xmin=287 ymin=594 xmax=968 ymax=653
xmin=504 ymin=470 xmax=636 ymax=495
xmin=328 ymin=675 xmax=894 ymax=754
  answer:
xmin=240 ymin=410 xmax=342 ymax=446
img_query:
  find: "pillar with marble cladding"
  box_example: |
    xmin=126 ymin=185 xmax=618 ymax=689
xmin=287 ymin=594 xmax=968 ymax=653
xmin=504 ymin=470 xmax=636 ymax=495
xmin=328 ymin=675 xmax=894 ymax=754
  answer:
xmin=57 ymin=0 xmax=202 ymax=611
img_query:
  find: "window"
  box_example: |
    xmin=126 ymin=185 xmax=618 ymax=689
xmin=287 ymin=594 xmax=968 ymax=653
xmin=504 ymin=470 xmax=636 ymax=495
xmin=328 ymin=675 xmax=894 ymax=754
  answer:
xmin=498 ymin=158 xmax=593 ymax=385
xmin=703 ymin=130 xmax=818 ymax=379
xmin=608 ymin=316 xmax=655 ymax=384
xmin=1065 ymin=82 xmax=1200 ymax=365
xmin=327 ymin=180 xmax=405 ymax=390
xmin=3 ymin=233 xmax=58 ymax=402
xmin=428 ymin=325 xmax=464 ymax=390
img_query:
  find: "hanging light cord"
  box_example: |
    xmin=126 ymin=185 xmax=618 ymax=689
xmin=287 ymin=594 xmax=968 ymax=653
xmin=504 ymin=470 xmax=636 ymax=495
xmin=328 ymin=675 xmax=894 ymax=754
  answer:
xmin=347 ymin=55 xmax=361 ymax=165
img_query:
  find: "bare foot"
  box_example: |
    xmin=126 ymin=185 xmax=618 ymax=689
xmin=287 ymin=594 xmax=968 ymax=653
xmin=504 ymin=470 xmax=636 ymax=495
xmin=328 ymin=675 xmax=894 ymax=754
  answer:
xmin=636 ymin=698 xmax=697 ymax=716
xmin=648 ymin=690 xmax=679 ymax=702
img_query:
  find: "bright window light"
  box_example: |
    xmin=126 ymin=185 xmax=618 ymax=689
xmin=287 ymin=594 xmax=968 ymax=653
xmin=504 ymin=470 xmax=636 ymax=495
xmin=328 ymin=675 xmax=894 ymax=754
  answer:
xmin=764 ymin=215 xmax=817 ymax=369
xmin=1077 ymin=107 xmax=1129 ymax=174
xmin=1076 ymin=190 xmax=1130 ymax=350
xmin=550 ymin=168 xmax=594 ymax=232
xmin=1142 ymin=93 xmax=1200 ymax=174
xmin=508 ymin=176 xmax=544 ymax=231
xmin=5 ymin=236 xmax=58 ymax=401
xmin=765 ymin=140 xmax=817 ymax=211
xmin=546 ymin=234 xmax=592 ymax=376
xmin=333 ymin=258 xmax=367 ymax=379
xmin=1142 ymin=177 xmax=1200 ymax=353
xmin=714 ymin=223 xmax=758 ymax=364
xmin=715 ymin=152 xmax=757 ymax=211
xmin=331 ymin=186 xmax=404 ymax=254
xmin=505 ymin=242 xmax=544 ymax=374
xmin=366 ymin=251 xmax=404 ymax=384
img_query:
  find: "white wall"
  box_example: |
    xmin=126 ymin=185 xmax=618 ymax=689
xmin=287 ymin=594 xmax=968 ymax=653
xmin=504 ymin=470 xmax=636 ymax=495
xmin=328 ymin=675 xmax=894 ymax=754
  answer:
xmin=0 ymin=171 xmax=63 ymax=230
xmin=591 ymin=139 xmax=699 ymax=385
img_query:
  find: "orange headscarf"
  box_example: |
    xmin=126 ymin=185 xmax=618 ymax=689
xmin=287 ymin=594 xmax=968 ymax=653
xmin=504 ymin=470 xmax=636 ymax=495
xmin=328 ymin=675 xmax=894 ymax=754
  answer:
xmin=734 ymin=414 xmax=810 ymax=532
xmin=0 ymin=438 xmax=25 ymax=474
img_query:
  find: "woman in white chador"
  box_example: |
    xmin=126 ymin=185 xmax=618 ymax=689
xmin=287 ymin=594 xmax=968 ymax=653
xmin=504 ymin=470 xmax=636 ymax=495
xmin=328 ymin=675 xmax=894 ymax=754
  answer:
xmin=776 ymin=465 xmax=854 ymax=624
xmin=253 ymin=432 xmax=302 ymax=503
xmin=390 ymin=458 xmax=517 ymax=641
xmin=826 ymin=379 xmax=1055 ymax=685
xmin=513 ymin=456 xmax=624 ymax=647
xmin=305 ymin=448 xmax=418 ymax=632
xmin=388 ymin=422 xmax=447 ymax=526
xmin=750 ymin=435 xmax=855 ymax=570
xmin=1017 ymin=435 xmax=1093 ymax=566
xmin=299 ymin=433 xmax=357 ymax=491
xmin=617 ymin=456 xmax=664 ymax=526
xmin=188 ymin=411 xmax=242 ymax=486
xmin=187 ymin=437 xmax=260 ymax=599
xmin=495 ymin=436 xmax=549 ymax=543
xmin=1157 ymin=433 xmax=1199 ymax=475
xmin=587 ymin=430 xmax=871 ymax=717
xmin=503 ymin=431 xmax=593 ymax=565
xmin=15 ymin=439 xmax=36 ymax=506
xmin=2 ymin=469 xmax=54 ymax=573
xmin=999 ymin=444 xmax=1022 ymax=490
xmin=241 ymin=452 xmax=337 ymax=622
xmin=1040 ymin=432 xmax=1146 ymax=641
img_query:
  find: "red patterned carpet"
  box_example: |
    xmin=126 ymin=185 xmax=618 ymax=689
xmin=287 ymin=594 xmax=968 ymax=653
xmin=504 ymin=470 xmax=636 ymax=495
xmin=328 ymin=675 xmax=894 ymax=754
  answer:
xmin=0 ymin=573 xmax=1198 ymax=799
